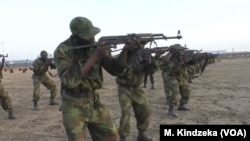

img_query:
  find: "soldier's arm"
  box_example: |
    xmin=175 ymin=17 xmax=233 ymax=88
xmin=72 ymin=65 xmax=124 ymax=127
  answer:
xmin=32 ymin=59 xmax=41 ymax=73
xmin=101 ymin=45 xmax=131 ymax=76
xmin=54 ymin=44 xmax=82 ymax=88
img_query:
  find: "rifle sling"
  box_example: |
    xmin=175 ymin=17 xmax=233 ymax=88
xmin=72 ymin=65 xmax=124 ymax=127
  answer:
xmin=47 ymin=71 xmax=58 ymax=77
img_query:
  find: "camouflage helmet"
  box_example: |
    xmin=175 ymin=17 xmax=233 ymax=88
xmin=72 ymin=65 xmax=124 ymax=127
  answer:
xmin=70 ymin=16 xmax=101 ymax=40
xmin=169 ymin=44 xmax=187 ymax=53
xmin=40 ymin=50 xmax=48 ymax=58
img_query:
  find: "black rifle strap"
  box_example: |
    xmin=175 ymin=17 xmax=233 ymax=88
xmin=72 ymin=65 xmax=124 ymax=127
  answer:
xmin=47 ymin=71 xmax=58 ymax=77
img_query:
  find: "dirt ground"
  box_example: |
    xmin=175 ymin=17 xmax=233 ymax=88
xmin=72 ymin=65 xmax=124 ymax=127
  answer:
xmin=0 ymin=58 xmax=249 ymax=141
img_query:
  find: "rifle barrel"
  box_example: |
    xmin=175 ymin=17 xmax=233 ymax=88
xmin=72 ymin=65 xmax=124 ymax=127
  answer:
xmin=166 ymin=35 xmax=182 ymax=39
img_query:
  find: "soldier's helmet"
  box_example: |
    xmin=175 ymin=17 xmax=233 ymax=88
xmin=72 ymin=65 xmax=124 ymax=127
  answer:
xmin=40 ymin=50 xmax=48 ymax=58
xmin=70 ymin=16 xmax=101 ymax=40
xmin=169 ymin=44 xmax=187 ymax=53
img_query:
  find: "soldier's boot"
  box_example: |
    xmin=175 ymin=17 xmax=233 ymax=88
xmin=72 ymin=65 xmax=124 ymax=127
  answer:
xmin=33 ymin=101 xmax=39 ymax=110
xmin=167 ymin=106 xmax=179 ymax=117
xmin=120 ymin=136 xmax=127 ymax=141
xmin=137 ymin=131 xmax=153 ymax=141
xmin=178 ymin=104 xmax=191 ymax=111
xmin=49 ymin=99 xmax=59 ymax=105
xmin=8 ymin=110 xmax=16 ymax=119
xmin=143 ymin=83 xmax=146 ymax=88
xmin=150 ymin=83 xmax=154 ymax=89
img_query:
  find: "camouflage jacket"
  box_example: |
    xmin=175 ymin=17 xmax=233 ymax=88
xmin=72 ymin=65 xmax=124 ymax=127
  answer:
xmin=32 ymin=58 xmax=56 ymax=76
xmin=116 ymin=51 xmax=145 ymax=87
xmin=54 ymin=37 xmax=126 ymax=92
xmin=160 ymin=59 xmax=186 ymax=81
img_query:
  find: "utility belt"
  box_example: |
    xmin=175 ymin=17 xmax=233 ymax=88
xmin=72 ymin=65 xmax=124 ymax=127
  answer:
xmin=62 ymin=88 xmax=101 ymax=109
xmin=62 ymin=88 xmax=95 ymax=99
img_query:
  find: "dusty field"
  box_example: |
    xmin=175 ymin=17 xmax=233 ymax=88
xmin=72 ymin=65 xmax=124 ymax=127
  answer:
xmin=0 ymin=58 xmax=250 ymax=141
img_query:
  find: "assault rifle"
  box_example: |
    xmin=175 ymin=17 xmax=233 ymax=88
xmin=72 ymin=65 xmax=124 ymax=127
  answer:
xmin=0 ymin=54 xmax=8 ymax=58
xmin=70 ymin=30 xmax=182 ymax=50
xmin=121 ymin=46 xmax=171 ymax=67
xmin=185 ymin=51 xmax=203 ymax=61
xmin=136 ymin=46 xmax=170 ymax=55
xmin=46 ymin=58 xmax=57 ymax=77
xmin=200 ymin=53 xmax=218 ymax=74
xmin=185 ymin=49 xmax=202 ymax=54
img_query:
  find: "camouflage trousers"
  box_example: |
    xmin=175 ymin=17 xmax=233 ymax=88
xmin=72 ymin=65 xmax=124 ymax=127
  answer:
xmin=164 ymin=77 xmax=191 ymax=106
xmin=117 ymin=84 xmax=151 ymax=137
xmin=0 ymin=82 xmax=13 ymax=112
xmin=187 ymin=65 xmax=195 ymax=77
xmin=161 ymin=71 xmax=169 ymax=97
xmin=195 ymin=63 xmax=201 ymax=74
xmin=32 ymin=74 xmax=57 ymax=102
xmin=61 ymin=91 xmax=118 ymax=141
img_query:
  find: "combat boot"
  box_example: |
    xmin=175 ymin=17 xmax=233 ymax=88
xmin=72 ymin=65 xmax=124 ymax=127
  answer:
xmin=49 ymin=99 xmax=59 ymax=105
xmin=8 ymin=110 xmax=16 ymax=119
xmin=150 ymin=83 xmax=154 ymax=89
xmin=178 ymin=104 xmax=191 ymax=111
xmin=33 ymin=101 xmax=39 ymax=110
xmin=137 ymin=131 xmax=153 ymax=141
xmin=168 ymin=106 xmax=178 ymax=117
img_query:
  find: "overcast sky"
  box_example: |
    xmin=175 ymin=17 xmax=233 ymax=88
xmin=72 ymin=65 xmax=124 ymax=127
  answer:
xmin=0 ymin=0 xmax=250 ymax=60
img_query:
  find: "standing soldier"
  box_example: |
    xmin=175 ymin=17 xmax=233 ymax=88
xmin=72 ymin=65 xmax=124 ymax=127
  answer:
xmin=54 ymin=16 xmax=132 ymax=141
xmin=0 ymin=56 xmax=16 ymax=119
xmin=160 ymin=44 xmax=191 ymax=117
xmin=115 ymin=44 xmax=153 ymax=141
xmin=143 ymin=54 xmax=157 ymax=89
xmin=32 ymin=50 xmax=58 ymax=110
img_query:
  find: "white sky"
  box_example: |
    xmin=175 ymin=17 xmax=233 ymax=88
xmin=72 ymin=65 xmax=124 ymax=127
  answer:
xmin=0 ymin=0 xmax=250 ymax=60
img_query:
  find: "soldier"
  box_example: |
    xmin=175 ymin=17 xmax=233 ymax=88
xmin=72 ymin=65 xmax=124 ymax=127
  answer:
xmin=115 ymin=44 xmax=153 ymax=141
xmin=160 ymin=44 xmax=191 ymax=117
xmin=54 ymin=16 xmax=132 ymax=141
xmin=0 ymin=57 xmax=16 ymax=119
xmin=32 ymin=50 xmax=58 ymax=110
xmin=142 ymin=54 xmax=157 ymax=89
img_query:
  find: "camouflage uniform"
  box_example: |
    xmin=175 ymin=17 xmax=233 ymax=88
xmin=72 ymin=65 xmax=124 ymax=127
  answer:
xmin=0 ymin=57 xmax=16 ymax=119
xmin=32 ymin=51 xmax=57 ymax=107
xmin=54 ymin=16 xmax=128 ymax=141
xmin=184 ymin=63 xmax=195 ymax=83
xmin=0 ymin=81 xmax=14 ymax=116
xmin=160 ymin=45 xmax=191 ymax=117
xmin=116 ymin=51 xmax=153 ymax=141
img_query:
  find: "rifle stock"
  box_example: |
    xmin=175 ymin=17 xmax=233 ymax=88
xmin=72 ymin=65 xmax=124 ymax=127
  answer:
xmin=0 ymin=54 xmax=8 ymax=58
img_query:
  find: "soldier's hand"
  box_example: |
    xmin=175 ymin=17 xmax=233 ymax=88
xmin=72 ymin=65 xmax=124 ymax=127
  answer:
xmin=123 ymin=41 xmax=140 ymax=51
xmin=122 ymin=44 xmax=133 ymax=51
xmin=95 ymin=43 xmax=110 ymax=59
